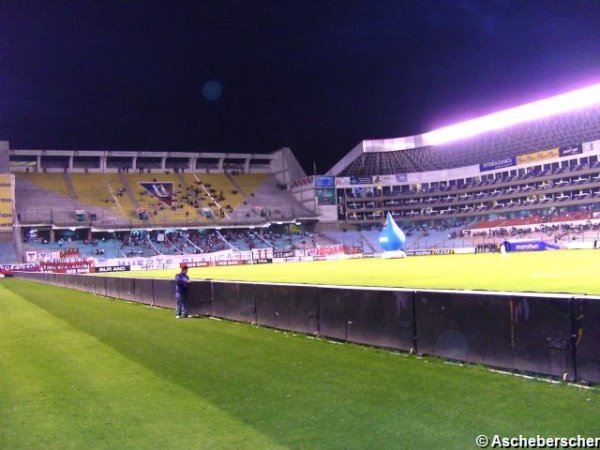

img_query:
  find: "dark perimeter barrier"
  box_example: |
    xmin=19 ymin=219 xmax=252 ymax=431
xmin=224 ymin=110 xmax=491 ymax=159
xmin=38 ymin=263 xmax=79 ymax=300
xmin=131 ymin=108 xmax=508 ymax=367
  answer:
xmin=12 ymin=272 xmax=600 ymax=384
xmin=415 ymin=291 xmax=513 ymax=366
xmin=511 ymin=295 xmax=574 ymax=379
xmin=254 ymin=284 xmax=319 ymax=334
xmin=212 ymin=282 xmax=257 ymax=323
xmin=574 ymin=298 xmax=600 ymax=384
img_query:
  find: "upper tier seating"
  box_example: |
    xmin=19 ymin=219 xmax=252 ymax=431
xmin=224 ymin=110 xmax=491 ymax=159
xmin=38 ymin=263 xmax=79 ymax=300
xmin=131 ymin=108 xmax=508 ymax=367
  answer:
xmin=15 ymin=172 xmax=285 ymax=227
xmin=339 ymin=103 xmax=600 ymax=175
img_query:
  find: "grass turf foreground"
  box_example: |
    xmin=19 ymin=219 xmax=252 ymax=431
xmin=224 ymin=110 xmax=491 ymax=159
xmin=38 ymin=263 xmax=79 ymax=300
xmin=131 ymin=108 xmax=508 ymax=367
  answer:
xmin=1 ymin=278 xmax=598 ymax=450
xmin=117 ymin=249 xmax=600 ymax=296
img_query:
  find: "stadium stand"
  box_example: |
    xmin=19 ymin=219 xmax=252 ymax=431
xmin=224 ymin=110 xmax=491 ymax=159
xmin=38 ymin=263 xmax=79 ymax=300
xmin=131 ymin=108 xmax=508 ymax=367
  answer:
xmin=5 ymin=84 xmax=600 ymax=263
xmin=335 ymin=104 xmax=600 ymax=175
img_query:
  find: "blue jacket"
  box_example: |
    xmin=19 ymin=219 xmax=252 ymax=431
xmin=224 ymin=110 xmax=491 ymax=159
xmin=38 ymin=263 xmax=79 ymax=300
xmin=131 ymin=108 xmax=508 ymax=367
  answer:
xmin=175 ymin=272 xmax=190 ymax=298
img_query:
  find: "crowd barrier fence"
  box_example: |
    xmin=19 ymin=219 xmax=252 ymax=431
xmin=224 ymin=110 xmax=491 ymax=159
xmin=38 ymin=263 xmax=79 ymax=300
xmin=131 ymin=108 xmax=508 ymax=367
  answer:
xmin=13 ymin=272 xmax=600 ymax=384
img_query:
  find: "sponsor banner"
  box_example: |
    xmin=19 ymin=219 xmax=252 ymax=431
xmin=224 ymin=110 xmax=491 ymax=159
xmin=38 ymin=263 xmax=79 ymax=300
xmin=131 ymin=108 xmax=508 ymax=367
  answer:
xmin=93 ymin=265 xmax=131 ymax=273
xmin=316 ymin=188 xmax=336 ymax=205
xmin=314 ymin=176 xmax=335 ymax=188
xmin=273 ymin=250 xmax=295 ymax=258
xmin=335 ymin=177 xmax=350 ymax=187
xmin=350 ymin=175 xmax=373 ymax=185
xmin=405 ymin=249 xmax=456 ymax=256
xmin=509 ymin=241 xmax=543 ymax=252
xmin=273 ymin=256 xmax=313 ymax=263
xmin=315 ymin=244 xmax=344 ymax=256
xmin=182 ymin=260 xmax=211 ymax=268
xmin=343 ymin=245 xmax=363 ymax=254
xmin=559 ymin=144 xmax=583 ymax=157
xmin=0 ymin=174 xmax=14 ymax=231
xmin=40 ymin=260 xmax=94 ymax=274
xmin=214 ymin=260 xmax=248 ymax=267
xmin=0 ymin=263 xmax=40 ymax=272
xmin=252 ymin=247 xmax=273 ymax=260
xmin=479 ymin=156 xmax=516 ymax=172
xmin=25 ymin=251 xmax=39 ymax=263
xmin=253 ymin=258 xmax=273 ymax=264
xmin=373 ymin=174 xmax=407 ymax=184
xmin=516 ymin=148 xmax=559 ymax=165
xmin=291 ymin=176 xmax=314 ymax=189
xmin=59 ymin=248 xmax=80 ymax=259
xmin=503 ymin=240 xmax=559 ymax=252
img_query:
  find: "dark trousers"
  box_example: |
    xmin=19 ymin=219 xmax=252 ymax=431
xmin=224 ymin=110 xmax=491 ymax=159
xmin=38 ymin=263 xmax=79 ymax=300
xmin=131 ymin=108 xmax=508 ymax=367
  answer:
xmin=176 ymin=295 xmax=188 ymax=317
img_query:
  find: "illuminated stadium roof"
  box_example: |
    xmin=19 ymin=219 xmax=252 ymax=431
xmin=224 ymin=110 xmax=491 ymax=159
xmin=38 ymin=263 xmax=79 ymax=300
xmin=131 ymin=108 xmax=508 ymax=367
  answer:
xmin=329 ymin=83 xmax=600 ymax=176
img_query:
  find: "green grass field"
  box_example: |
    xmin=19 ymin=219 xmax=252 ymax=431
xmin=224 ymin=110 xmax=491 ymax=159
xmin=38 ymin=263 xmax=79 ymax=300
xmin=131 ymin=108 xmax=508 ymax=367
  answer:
xmin=1 ymin=277 xmax=599 ymax=449
xmin=115 ymin=249 xmax=600 ymax=296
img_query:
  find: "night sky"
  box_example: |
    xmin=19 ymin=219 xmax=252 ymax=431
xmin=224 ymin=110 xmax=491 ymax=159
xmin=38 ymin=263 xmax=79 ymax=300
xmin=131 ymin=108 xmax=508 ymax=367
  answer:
xmin=2 ymin=1 xmax=600 ymax=174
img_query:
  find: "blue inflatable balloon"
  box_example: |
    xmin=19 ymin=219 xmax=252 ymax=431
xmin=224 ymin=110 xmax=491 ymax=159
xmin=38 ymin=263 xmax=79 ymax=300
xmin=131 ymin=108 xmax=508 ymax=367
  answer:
xmin=378 ymin=212 xmax=406 ymax=251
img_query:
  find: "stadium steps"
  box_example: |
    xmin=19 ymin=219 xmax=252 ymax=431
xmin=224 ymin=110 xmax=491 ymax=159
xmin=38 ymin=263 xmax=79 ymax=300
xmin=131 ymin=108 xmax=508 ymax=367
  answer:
xmin=359 ymin=230 xmax=378 ymax=253
xmin=176 ymin=172 xmax=188 ymax=190
xmin=68 ymin=174 xmax=130 ymax=225
xmin=63 ymin=173 xmax=78 ymax=200
xmin=103 ymin=174 xmax=139 ymax=223
xmin=174 ymin=172 xmax=209 ymax=221
xmin=225 ymin=172 xmax=246 ymax=196
xmin=237 ymin=175 xmax=317 ymax=221
xmin=118 ymin=172 xmax=141 ymax=211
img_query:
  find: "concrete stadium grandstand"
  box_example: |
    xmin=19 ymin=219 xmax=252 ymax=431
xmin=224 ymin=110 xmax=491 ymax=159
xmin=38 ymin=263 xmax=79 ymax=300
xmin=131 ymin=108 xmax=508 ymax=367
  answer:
xmin=3 ymin=82 xmax=600 ymax=269
xmin=0 ymin=145 xmax=322 ymax=268
xmin=317 ymin=82 xmax=600 ymax=253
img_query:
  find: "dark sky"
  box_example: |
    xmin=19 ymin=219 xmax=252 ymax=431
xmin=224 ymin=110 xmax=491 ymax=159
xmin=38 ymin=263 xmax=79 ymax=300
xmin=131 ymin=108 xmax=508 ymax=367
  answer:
xmin=2 ymin=1 xmax=600 ymax=174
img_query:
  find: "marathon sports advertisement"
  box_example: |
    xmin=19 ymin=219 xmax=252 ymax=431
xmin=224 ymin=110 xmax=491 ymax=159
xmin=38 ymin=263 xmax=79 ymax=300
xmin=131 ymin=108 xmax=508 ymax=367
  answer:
xmin=502 ymin=240 xmax=560 ymax=252
xmin=405 ymin=249 xmax=455 ymax=256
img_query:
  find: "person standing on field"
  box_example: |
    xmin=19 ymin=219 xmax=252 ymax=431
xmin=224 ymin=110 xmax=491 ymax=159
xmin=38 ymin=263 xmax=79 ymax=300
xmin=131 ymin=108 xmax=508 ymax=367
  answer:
xmin=175 ymin=264 xmax=190 ymax=318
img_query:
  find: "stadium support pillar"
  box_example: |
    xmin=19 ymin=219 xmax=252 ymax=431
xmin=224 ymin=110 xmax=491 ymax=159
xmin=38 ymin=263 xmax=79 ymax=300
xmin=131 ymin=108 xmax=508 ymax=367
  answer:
xmin=69 ymin=155 xmax=74 ymax=170
xmin=132 ymin=156 xmax=138 ymax=171
xmin=49 ymin=229 xmax=55 ymax=242
xmin=0 ymin=141 xmax=8 ymax=172
xmin=161 ymin=156 xmax=166 ymax=171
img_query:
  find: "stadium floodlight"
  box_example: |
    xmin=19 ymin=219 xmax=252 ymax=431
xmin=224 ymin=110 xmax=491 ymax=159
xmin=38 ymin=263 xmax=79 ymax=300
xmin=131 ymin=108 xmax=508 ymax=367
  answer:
xmin=422 ymin=82 xmax=600 ymax=146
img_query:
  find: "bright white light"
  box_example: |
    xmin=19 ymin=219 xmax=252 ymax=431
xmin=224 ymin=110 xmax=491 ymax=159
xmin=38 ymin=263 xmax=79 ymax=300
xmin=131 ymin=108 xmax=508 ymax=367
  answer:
xmin=422 ymin=82 xmax=600 ymax=146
